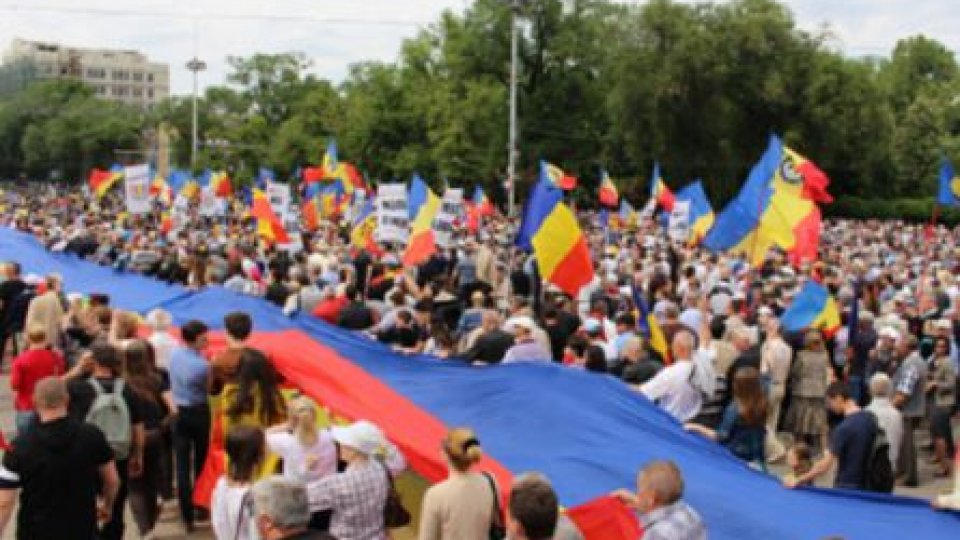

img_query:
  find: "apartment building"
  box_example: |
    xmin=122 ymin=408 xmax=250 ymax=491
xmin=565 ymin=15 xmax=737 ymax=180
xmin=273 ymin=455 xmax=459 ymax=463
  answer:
xmin=2 ymin=38 xmax=170 ymax=108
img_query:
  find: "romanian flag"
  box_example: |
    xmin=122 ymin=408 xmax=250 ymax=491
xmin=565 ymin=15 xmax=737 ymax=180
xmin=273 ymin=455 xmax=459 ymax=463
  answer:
xmin=350 ymin=197 xmax=380 ymax=254
xmin=937 ymin=159 xmax=960 ymax=206
xmin=302 ymin=195 xmax=321 ymax=232
xmin=159 ymin=212 xmax=174 ymax=235
xmin=618 ymin=199 xmax=637 ymax=228
xmin=473 ymin=185 xmax=493 ymax=216
xmin=210 ymin=171 xmax=232 ymax=197
xmin=250 ymin=188 xmax=290 ymax=244
xmin=319 ymin=181 xmax=347 ymax=218
xmin=403 ymin=174 xmax=441 ymax=266
xmin=702 ymin=135 xmax=831 ymax=266
xmin=516 ymin=178 xmax=594 ymax=297
xmin=649 ymin=163 xmax=675 ymax=212
xmin=302 ymin=166 xmax=324 ymax=184
xmin=598 ymin=169 xmax=619 ymax=207
xmin=632 ymin=285 xmax=670 ymax=364
xmin=675 ymin=181 xmax=715 ymax=244
xmin=322 ymin=139 xmax=339 ymax=180
xmin=149 ymin=173 xmax=172 ymax=206
xmin=88 ymin=165 xmax=123 ymax=198
xmin=781 ymin=281 xmax=841 ymax=336
xmin=167 ymin=170 xmax=199 ymax=200
xmin=541 ymin=161 xmax=577 ymax=190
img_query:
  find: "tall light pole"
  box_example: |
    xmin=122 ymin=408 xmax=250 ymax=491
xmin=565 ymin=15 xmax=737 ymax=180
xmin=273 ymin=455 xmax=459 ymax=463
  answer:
xmin=507 ymin=0 xmax=522 ymax=218
xmin=186 ymin=57 xmax=207 ymax=170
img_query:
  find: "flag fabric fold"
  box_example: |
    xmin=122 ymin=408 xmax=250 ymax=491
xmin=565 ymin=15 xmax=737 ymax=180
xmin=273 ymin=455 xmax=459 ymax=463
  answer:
xmin=403 ymin=175 xmax=441 ymax=266
xmin=781 ymin=281 xmax=841 ymax=336
xmin=649 ymin=163 xmax=675 ymax=213
xmin=250 ymin=188 xmax=290 ymax=244
xmin=517 ymin=179 xmax=594 ymax=297
xmin=675 ymin=181 xmax=715 ymax=244
xmin=541 ymin=161 xmax=577 ymax=190
xmin=702 ymin=135 xmax=830 ymax=266
xmin=938 ymin=159 xmax=960 ymax=206
xmin=88 ymin=165 xmax=124 ymax=198
xmin=632 ymin=285 xmax=670 ymax=363
xmin=598 ymin=169 xmax=619 ymax=207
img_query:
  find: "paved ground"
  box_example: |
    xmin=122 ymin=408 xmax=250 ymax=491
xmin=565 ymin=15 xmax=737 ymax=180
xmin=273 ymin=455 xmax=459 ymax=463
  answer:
xmin=0 ymin=371 xmax=952 ymax=538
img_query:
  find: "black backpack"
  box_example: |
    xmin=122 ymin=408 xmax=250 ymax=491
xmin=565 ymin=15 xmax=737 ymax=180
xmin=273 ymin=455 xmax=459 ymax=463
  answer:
xmin=862 ymin=412 xmax=895 ymax=493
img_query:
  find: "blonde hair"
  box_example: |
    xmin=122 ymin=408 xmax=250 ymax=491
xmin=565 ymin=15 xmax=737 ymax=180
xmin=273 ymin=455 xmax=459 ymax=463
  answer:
xmin=26 ymin=324 xmax=47 ymax=345
xmin=290 ymin=396 xmax=319 ymax=447
xmin=443 ymin=427 xmax=483 ymax=472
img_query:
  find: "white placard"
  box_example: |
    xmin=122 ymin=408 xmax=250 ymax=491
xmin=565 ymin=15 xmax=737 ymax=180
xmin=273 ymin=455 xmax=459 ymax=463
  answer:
xmin=434 ymin=188 xmax=463 ymax=248
xmin=198 ymin=185 xmax=226 ymax=216
xmin=266 ymin=181 xmax=292 ymax=222
xmin=668 ymin=200 xmax=691 ymax=242
xmin=123 ymin=164 xmax=152 ymax=214
xmin=375 ymin=183 xmax=409 ymax=243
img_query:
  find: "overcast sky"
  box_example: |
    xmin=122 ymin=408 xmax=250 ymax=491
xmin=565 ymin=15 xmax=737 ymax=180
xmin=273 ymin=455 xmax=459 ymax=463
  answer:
xmin=0 ymin=0 xmax=956 ymax=96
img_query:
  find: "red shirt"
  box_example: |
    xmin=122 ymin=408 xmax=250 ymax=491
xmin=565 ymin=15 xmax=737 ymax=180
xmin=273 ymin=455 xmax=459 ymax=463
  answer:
xmin=10 ymin=348 xmax=66 ymax=411
xmin=312 ymin=295 xmax=349 ymax=325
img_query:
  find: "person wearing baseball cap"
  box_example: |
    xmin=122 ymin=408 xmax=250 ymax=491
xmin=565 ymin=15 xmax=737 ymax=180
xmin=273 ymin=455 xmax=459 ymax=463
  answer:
xmin=307 ymin=420 xmax=406 ymax=540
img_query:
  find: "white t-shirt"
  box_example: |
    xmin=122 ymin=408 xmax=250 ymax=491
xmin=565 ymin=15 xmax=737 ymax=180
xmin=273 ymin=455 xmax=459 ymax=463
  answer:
xmin=266 ymin=430 xmax=338 ymax=483
xmin=148 ymin=331 xmax=179 ymax=370
xmin=211 ymin=477 xmax=257 ymax=540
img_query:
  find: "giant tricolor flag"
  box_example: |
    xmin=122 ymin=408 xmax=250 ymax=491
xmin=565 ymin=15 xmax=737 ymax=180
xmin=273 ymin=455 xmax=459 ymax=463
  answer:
xmin=541 ymin=160 xmax=578 ymax=190
xmin=648 ymin=163 xmax=676 ymax=212
xmin=1 ymin=227 xmax=957 ymax=540
xmin=598 ymin=169 xmax=619 ymax=207
xmin=675 ymin=180 xmax=715 ymax=244
xmin=781 ymin=281 xmax=842 ymax=336
xmin=937 ymin=158 xmax=960 ymax=207
xmin=702 ymin=135 xmax=831 ymax=266
xmin=249 ymin=188 xmax=290 ymax=244
xmin=402 ymin=174 xmax=441 ymax=266
xmin=516 ymin=178 xmax=594 ymax=297
xmin=88 ymin=164 xmax=124 ymax=198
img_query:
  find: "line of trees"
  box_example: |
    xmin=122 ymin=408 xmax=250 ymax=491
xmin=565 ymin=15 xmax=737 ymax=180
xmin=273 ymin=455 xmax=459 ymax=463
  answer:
xmin=1 ymin=0 xmax=959 ymax=206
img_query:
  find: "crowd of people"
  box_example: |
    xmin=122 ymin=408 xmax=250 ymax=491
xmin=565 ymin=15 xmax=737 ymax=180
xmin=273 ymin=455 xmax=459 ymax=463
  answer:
xmin=0 ymin=182 xmax=957 ymax=538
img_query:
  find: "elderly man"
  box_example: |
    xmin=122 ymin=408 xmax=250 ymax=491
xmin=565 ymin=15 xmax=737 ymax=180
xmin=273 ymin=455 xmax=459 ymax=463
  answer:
xmin=866 ymin=373 xmax=903 ymax=465
xmin=252 ymin=477 xmax=333 ymax=540
xmin=641 ymin=324 xmax=716 ymax=423
xmin=24 ymin=273 xmax=64 ymax=350
xmin=612 ymin=460 xmax=706 ymax=540
xmin=612 ymin=336 xmax=663 ymax=386
xmin=892 ymin=335 xmax=927 ymax=487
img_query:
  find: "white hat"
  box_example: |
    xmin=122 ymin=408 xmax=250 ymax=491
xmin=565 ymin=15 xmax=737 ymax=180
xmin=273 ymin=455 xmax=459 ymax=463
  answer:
xmin=331 ymin=420 xmax=385 ymax=456
xmin=879 ymin=327 xmax=900 ymax=340
xmin=505 ymin=316 xmax=536 ymax=332
xmin=935 ymin=319 xmax=952 ymax=330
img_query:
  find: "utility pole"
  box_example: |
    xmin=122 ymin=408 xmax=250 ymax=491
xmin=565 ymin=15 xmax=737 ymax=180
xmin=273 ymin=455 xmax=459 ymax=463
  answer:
xmin=507 ymin=0 xmax=523 ymax=218
xmin=186 ymin=57 xmax=207 ymax=170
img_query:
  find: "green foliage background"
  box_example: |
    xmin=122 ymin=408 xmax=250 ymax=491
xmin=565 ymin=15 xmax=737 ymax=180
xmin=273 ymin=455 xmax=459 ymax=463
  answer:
xmin=2 ymin=0 xmax=960 ymax=213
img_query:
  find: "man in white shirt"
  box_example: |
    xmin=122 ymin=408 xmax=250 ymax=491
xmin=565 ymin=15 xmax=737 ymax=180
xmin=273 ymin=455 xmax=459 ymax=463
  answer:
xmin=866 ymin=373 xmax=903 ymax=465
xmin=641 ymin=327 xmax=715 ymax=422
xmin=762 ymin=318 xmax=793 ymax=463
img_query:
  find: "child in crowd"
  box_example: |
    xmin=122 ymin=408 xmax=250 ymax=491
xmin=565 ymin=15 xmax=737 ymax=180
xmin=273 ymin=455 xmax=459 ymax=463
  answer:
xmin=785 ymin=442 xmax=813 ymax=487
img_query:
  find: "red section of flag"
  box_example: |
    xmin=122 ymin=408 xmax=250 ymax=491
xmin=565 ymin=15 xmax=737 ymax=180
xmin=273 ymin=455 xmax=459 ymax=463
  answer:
xmin=566 ymin=495 xmax=643 ymax=540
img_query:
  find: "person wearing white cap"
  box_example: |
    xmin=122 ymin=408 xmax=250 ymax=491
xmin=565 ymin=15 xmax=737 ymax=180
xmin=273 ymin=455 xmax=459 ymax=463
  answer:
xmin=502 ymin=317 xmax=551 ymax=364
xmin=307 ymin=420 xmax=405 ymax=540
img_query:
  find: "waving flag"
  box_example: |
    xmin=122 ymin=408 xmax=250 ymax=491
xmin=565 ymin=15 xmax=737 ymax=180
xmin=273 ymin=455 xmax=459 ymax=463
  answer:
xmin=149 ymin=173 xmax=172 ymax=206
xmin=632 ymin=285 xmax=670 ymax=363
xmin=702 ymin=135 xmax=830 ymax=266
xmin=675 ymin=181 xmax=715 ymax=244
xmin=322 ymin=139 xmax=339 ymax=179
xmin=598 ymin=170 xmax=619 ymax=207
xmin=937 ymin=159 xmax=960 ymax=206
xmin=516 ymin=178 xmax=594 ymax=297
xmin=649 ymin=163 xmax=675 ymax=212
xmin=541 ymin=161 xmax=577 ymax=190
xmin=350 ymin=197 xmax=380 ymax=255
xmin=302 ymin=195 xmax=321 ymax=232
xmin=88 ymin=165 xmax=124 ymax=198
xmin=302 ymin=166 xmax=324 ymax=184
xmin=256 ymin=167 xmax=275 ymax=190
xmin=403 ymin=174 xmax=441 ymax=266
xmin=473 ymin=185 xmax=493 ymax=216
xmin=781 ymin=281 xmax=841 ymax=336
xmin=250 ymin=188 xmax=290 ymax=244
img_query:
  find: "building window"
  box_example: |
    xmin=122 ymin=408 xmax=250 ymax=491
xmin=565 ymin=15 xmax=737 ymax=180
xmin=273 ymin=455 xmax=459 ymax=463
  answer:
xmin=133 ymin=72 xmax=143 ymax=82
xmin=147 ymin=73 xmax=154 ymax=83
xmin=147 ymin=88 xmax=154 ymax=99
xmin=60 ymin=66 xmax=68 ymax=75
xmin=133 ymin=88 xmax=142 ymax=97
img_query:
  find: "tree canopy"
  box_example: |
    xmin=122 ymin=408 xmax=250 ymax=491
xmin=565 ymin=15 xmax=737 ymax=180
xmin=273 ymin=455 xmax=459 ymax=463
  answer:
xmin=1 ymin=0 xmax=959 ymax=205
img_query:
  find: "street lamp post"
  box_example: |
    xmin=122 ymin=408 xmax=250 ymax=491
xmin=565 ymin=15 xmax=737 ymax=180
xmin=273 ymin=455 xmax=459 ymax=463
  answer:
xmin=186 ymin=57 xmax=207 ymax=170
xmin=506 ymin=0 xmax=523 ymax=218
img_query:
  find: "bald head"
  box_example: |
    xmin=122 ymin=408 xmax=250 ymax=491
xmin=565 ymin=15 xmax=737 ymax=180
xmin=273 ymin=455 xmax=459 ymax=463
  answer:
xmin=638 ymin=460 xmax=684 ymax=508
